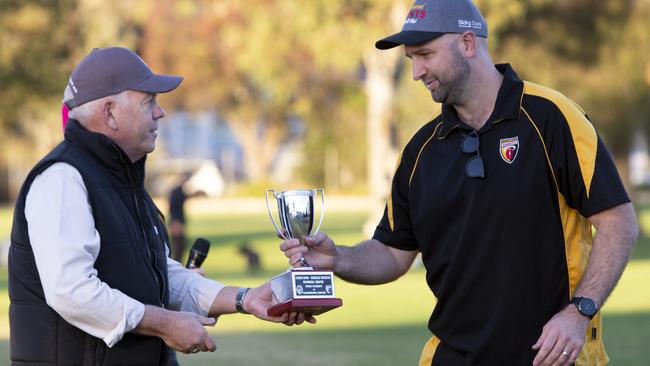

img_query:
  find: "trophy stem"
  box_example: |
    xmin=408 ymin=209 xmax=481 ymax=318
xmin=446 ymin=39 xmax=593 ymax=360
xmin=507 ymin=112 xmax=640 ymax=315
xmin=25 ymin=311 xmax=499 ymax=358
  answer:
xmin=298 ymin=236 xmax=310 ymax=267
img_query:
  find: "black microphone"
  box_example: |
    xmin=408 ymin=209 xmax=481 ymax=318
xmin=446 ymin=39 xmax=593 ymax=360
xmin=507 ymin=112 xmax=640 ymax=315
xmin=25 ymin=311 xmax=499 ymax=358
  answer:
xmin=186 ymin=238 xmax=210 ymax=269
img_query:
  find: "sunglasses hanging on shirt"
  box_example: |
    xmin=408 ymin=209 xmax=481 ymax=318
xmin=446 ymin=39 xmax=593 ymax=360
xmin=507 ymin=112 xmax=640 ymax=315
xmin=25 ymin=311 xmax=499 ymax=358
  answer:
xmin=461 ymin=131 xmax=485 ymax=178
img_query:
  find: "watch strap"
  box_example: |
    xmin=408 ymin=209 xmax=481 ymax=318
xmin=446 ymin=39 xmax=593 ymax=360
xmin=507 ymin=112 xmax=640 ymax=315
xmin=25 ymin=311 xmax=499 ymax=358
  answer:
xmin=569 ymin=297 xmax=582 ymax=306
xmin=235 ymin=287 xmax=251 ymax=314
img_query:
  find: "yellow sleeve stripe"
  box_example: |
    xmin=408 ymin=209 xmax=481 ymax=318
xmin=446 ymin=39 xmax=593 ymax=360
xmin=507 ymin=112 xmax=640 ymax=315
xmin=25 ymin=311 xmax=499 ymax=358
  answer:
xmin=418 ymin=335 xmax=441 ymax=366
xmin=522 ymin=107 xmax=559 ymax=193
xmin=523 ymin=81 xmax=598 ymax=198
xmin=409 ymin=121 xmax=444 ymax=186
xmin=388 ymin=120 xmax=443 ymax=232
xmin=387 ymin=150 xmax=404 ymax=232
xmin=388 ymin=195 xmax=394 ymax=231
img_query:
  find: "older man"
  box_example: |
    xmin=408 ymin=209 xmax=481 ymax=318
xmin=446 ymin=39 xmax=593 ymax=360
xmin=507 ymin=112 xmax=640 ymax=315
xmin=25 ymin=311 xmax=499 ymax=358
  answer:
xmin=281 ymin=1 xmax=638 ymax=365
xmin=9 ymin=47 xmax=312 ymax=366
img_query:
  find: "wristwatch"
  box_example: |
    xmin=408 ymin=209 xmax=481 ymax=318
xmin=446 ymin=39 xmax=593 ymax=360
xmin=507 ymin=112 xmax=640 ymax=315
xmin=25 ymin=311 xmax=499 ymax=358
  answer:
xmin=235 ymin=287 xmax=251 ymax=314
xmin=570 ymin=297 xmax=598 ymax=319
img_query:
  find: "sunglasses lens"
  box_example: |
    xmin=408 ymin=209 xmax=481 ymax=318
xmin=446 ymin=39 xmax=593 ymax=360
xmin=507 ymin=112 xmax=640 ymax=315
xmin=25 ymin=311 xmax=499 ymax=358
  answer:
xmin=462 ymin=134 xmax=479 ymax=153
xmin=466 ymin=155 xmax=485 ymax=178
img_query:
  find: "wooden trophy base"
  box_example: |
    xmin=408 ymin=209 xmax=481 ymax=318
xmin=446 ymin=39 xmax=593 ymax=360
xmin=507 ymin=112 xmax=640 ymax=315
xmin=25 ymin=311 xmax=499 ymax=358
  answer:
xmin=267 ymin=298 xmax=343 ymax=316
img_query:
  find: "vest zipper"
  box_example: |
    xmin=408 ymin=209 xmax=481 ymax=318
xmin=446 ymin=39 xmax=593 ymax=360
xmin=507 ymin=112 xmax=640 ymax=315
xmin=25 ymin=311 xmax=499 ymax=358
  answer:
xmin=150 ymin=220 xmax=167 ymax=307
xmin=117 ymin=146 xmax=166 ymax=305
xmin=143 ymin=195 xmax=168 ymax=306
xmin=134 ymin=193 xmax=167 ymax=307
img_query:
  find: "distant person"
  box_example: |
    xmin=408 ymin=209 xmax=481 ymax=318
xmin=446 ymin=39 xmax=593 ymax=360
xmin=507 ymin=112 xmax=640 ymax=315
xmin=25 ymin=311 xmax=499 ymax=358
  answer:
xmin=239 ymin=241 xmax=261 ymax=274
xmin=9 ymin=47 xmax=313 ymax=365
xmin=281 ymin=1 xmax=638 ymax=365
xmin=168 ymin=172 xmax=204 ymax=261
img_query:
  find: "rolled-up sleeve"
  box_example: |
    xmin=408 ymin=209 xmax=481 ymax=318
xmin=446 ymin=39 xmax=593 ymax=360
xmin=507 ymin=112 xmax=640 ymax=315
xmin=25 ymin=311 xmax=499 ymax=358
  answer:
xmin=166 ymin=258 xmax=224 ymax=316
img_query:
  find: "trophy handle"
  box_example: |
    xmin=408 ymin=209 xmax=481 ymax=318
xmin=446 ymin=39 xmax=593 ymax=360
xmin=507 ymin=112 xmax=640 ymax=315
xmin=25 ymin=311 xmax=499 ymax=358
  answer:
xmin=266 ymin=189 xmax=288 ymax=240
xmin=312 ymin=189 xmax=325 ymax=235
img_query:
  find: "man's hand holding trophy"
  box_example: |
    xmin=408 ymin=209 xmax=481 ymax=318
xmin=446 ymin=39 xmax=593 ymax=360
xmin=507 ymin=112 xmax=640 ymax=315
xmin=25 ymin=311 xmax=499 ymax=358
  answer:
xmin=265 ymin=189 xmax=343 ymax=316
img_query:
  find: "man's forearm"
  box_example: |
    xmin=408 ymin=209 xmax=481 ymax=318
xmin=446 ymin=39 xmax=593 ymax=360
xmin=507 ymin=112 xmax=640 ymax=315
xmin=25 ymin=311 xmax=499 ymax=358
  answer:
xmin=575 ymin=203 xmax=638 ymax=306
xmin=208 ymin=286 xmax=238 ymax=317
xmin=334 ymin=240 xmax=416 ymax=285
xmin=132 ymin=305 xmax=170 ymax=338
xmin=132 ymin=304 xmax=217 ymax=353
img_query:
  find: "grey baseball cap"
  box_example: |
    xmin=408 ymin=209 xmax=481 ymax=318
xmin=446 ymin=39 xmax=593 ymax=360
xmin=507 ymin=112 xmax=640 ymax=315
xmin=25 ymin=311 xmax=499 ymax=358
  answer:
xmin=375 ymin=0 xmax=488 ymax=50
xmin=64 ymin=47 xmax=183 ymax=109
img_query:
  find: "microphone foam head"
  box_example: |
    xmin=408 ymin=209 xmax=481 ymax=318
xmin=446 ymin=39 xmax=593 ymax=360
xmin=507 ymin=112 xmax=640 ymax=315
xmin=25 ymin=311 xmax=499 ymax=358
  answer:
xmin=193 ymin=238 xmax=210 ymax=254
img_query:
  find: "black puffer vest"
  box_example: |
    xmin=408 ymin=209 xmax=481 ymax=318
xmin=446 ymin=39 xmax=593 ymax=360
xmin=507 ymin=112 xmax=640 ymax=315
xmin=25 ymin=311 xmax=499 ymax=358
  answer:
xmin=9 ymin=120 xmax=171 ymax=365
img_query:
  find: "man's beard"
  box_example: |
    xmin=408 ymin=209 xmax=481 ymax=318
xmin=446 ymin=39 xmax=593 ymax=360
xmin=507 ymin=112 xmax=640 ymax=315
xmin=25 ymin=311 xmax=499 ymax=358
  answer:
xmin=430 ymin=47 xmax=471 ymax=105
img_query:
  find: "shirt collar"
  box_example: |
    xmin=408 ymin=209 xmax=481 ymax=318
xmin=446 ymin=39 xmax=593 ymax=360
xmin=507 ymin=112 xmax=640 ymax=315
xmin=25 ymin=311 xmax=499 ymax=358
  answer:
xmin=437 ymin=63 xmax=524 ymax=139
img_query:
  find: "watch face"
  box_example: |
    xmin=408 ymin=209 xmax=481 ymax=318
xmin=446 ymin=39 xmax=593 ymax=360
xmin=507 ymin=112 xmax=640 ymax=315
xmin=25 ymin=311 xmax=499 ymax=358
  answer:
xmin=579 ymin=298 xmax=598 ymax=316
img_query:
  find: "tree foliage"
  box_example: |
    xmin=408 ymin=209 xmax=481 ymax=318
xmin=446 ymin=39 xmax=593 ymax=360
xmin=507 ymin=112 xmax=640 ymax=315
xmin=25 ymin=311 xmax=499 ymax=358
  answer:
xmin=0 ymin=1 xmax=75 ymax=137
xmin=1 ymin=0 xmax=649 ymax=198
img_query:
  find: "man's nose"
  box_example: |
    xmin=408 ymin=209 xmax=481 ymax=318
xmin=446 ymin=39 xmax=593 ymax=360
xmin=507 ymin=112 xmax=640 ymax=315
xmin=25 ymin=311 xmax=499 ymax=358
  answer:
xmin=412 ymin=60 xmax=426 ymax=81
xmin=153 ymin=103 xmax=166 ymax=120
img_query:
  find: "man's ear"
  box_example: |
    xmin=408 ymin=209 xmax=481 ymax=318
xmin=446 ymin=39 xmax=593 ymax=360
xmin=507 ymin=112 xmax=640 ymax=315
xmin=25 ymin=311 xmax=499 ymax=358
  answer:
xmin=102 ymin=99 xmax=118 ymax=130
xmin=459 ymin=31 xmax=478 ymax=57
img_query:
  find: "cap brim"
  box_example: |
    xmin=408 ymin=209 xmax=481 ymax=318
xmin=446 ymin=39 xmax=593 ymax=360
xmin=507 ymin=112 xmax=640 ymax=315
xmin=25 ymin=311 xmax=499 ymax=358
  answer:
xmin=375 ymin=31 xmax=445 ymax=50
xmin=130 ymin=74 xmax=183 ymax=94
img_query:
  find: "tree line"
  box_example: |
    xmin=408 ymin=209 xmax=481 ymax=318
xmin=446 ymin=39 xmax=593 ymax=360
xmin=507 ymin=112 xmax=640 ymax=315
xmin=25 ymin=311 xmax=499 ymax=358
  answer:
xmin=1 ymin=0 xmax=648 ymax=201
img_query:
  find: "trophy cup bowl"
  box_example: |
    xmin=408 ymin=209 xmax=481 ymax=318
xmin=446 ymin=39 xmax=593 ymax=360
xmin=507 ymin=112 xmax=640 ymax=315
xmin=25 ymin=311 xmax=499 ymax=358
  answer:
xmin=265 ymin=189 xmax=343 ymax=316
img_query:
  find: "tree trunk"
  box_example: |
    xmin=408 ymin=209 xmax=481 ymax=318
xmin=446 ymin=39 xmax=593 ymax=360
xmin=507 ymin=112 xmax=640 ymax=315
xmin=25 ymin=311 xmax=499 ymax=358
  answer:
xmin=362 ymin=2 xmax=405 ymax=236
xmin=228 ymin=116 xmax=285 ymax=182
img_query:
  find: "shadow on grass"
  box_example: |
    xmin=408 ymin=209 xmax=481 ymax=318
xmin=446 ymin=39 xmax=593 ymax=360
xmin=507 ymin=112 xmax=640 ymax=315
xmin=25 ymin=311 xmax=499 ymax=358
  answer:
xmin=199 ymin=227 xmax=365 ymax=248
xmin=202 ymin=268 xmax=292 ymax=281
xmin=0 ymin=314 xmax=647 ymax=365
xmin=177 ymin=324 xmax=431 ymax=366
xmin=188 ymin=211 xmax=367 ymax=247
xmin=602 ymin=311 xmax=650 ymax=365
xmin=0 ymin=324 xmax=430 ymax=366
xmin=202 ymin=230 xmax=279 ymax=246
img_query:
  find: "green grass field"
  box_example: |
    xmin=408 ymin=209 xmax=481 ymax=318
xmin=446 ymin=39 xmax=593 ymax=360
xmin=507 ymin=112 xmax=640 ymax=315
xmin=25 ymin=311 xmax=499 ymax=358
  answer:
xmin=0 ymin=203 xmax=649 ymax=365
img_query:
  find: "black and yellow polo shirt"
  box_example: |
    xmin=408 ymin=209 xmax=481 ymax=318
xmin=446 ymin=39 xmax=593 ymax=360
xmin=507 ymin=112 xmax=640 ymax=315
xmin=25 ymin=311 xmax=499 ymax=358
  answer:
xmin=373 ymin=64 xmax=629 ymax=366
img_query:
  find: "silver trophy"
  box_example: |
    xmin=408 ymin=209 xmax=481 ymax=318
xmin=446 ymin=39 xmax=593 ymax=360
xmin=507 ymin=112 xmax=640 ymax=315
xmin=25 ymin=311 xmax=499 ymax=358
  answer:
xmin=265 ymin=189 xmax=342 ymax=316
xmin=266 ymin=189 xmax=325 ymax=265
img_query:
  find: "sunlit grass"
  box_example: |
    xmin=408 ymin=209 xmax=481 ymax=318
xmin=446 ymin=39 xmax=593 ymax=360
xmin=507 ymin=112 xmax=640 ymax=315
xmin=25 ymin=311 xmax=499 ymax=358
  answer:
xmin=0 ymin=202 xmax=648 ymax=364
xmin=180 ymin=210 xmax=432 ymax=334
xmin=604 ymin=259 xmax=650 ymax=314
xmin=213 ymin=270 xmax=431 ymax=334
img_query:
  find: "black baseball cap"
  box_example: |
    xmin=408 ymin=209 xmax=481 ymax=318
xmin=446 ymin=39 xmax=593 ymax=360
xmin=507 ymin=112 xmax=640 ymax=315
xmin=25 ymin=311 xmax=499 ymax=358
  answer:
xmin=375 ymin=0 xmax=488 ymax=50
xmin=64 ymin=47 xmax=183 ymax=109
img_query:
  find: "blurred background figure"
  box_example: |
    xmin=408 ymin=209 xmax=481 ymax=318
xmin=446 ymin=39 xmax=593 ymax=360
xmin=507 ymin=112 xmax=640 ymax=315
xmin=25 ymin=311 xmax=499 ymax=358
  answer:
xmin=168 ymin=171 xmax=204 ymax=262
xmin=238 ymin=240 xmax=261 ymax=275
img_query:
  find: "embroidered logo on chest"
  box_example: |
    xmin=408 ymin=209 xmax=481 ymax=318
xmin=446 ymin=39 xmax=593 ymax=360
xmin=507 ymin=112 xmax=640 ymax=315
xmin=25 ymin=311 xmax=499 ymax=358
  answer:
xmin=499 ymin=137 xmax=519 ymax=164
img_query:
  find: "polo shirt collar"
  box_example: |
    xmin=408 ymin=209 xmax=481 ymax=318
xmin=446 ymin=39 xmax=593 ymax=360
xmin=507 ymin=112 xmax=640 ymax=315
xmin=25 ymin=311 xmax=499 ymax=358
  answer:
xmin=438 ymin=63 xmax=524 ymax=139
